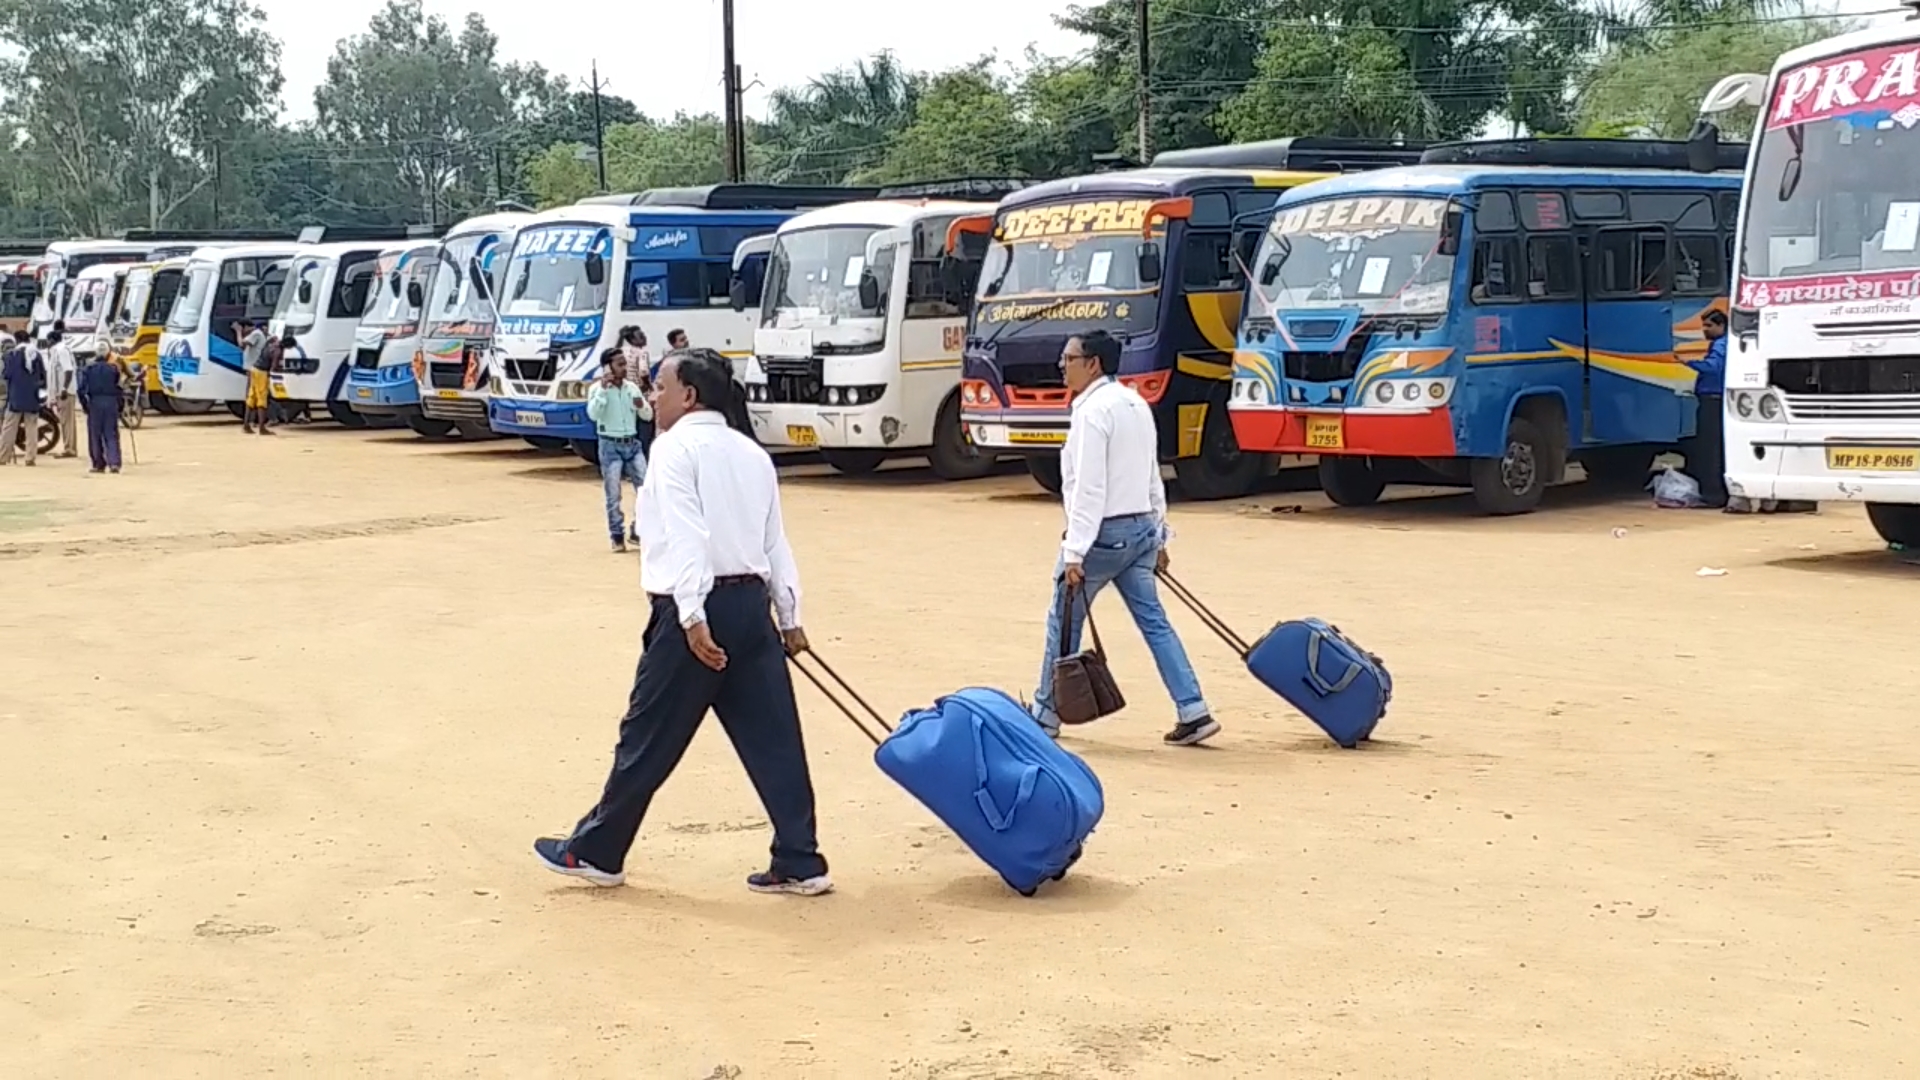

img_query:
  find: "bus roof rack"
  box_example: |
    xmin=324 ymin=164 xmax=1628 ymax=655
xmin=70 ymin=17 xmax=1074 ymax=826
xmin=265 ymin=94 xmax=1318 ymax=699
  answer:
xmin=589 ymin=184 xmax=883 ymax=211
xmin=1150 ymin=137 xmax=1430 ymax=173
xmin=1420 ymin=137 xmax=1749 ymax=172
xmin=116 ymin=225 xmax=446 ymax=245
xmin=874 ymin=177 xmax=1039 ymax=201
xmin=0 ymin=241 xmax=49 ymax=258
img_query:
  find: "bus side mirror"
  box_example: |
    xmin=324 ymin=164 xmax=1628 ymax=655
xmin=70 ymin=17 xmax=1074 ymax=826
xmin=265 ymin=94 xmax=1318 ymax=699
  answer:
xmin=387 ymin=271 xmax=402 ymax=297
xmin=1234 ymin=231 xmax=1260 ymax=270
xmin=296 ymin=281 xmax=313 ymax=305
xmin=469 ymin=259 xmax=491 ymax=300
xmin=406 ymin=280 xmax=424 ymax=307
xmin=1686 ymin=119 xmax=1722 ymax=174
xmin=1259 ymin=257 xmax=1281 ymax=287
xmin=1438 ymin=209 xmax=1463 ymax=257
xmin=729 ymin=275 xmax=748 ymax=313
xmin=939 ymin=255 xmax=966 ymax=301
xmin=584 ymin=252 xmax=606 ymax=287
xmin=81 ymin=293 xmax=95 ymax=312
xmin=1136 ymin=243 xmax=1162 ymax=284
xmin=857 ymin=272 xmax=881 ymax=312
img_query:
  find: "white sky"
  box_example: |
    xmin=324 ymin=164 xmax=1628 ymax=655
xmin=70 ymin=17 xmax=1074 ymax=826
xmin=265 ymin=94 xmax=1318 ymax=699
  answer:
xmin=267 ymin=0 xmax=1089 ymax=123
xmin=264 ymin=0 xmax=1907 ymax=125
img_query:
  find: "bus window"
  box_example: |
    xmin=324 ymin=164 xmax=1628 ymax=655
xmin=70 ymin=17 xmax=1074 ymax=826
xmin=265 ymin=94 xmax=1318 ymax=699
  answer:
xmin=1630 ymin=190 xmax=1715 ymax=230
xmin=1470 ymin=235 xmax=1522 ymax=303
xmin=1571 ymin=190 xmax=1626 ymax=221
xmin=1672 ymin=233 xmax=1725 ymax=296
xmin=1477 ymin=192 xmax=1517 ymax=232
xmin=1190 ymin=192 xmax=1232 ymax=228
xmin=1526 ymin=235 xmax=1579 ymax=299
xmin=1594 ymin=228 xmax=1670 ymax=298
xmin=1520 ymin=191 xmax=1569 ymax=231
xmin=1181 ymin=231 xmax=1238 ymax=292
xmin=1233 ymin=191 xmax=1282 ymax=219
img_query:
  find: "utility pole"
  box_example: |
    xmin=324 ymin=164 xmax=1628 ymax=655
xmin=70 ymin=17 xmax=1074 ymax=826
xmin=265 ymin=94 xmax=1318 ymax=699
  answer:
xmin=1135 ymin=0 xmax=1152 ymax=164
xmin=722 ymin=0 xmax=743 ymax=181
xmin=589 ymin=60 xmax=609 ymax=193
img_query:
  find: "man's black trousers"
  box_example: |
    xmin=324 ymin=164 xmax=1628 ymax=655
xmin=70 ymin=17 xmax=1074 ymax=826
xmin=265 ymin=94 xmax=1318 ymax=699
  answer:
xmin=565 ymin=578 xmax=827 ymax=879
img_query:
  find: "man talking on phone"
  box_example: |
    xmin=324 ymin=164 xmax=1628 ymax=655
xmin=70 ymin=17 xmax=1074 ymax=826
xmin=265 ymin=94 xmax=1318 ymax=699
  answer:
xmin=536 ymin=347 xmax=832 ymax=896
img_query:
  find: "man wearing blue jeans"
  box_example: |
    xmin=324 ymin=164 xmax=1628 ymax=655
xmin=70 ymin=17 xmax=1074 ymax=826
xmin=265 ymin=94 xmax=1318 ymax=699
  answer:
xmin=1031 ymin=331 xmax=1218 ymax=747
xmin=588 ymin=347 xmax=649 ymax=552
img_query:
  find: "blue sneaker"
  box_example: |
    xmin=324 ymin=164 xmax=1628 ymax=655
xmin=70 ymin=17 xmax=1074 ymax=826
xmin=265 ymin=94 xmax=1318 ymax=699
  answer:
xmin=746 ymin=869 xmax=833 ymax=896
xmin=532 ymin=836 xmax=624 ymax=886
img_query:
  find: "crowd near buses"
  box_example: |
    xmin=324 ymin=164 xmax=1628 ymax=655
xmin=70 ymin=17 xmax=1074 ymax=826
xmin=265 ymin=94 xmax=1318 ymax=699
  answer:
xmin=9 ymin=17 xmax=1920 ymax=548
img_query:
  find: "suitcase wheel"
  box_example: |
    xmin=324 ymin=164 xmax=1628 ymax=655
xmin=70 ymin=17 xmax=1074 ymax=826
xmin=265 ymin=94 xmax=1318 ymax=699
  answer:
xmin=1048 ymin=844 xmax=1086 ymax=883
xmin=1017 ymin=886 xmax=1038 ymax=898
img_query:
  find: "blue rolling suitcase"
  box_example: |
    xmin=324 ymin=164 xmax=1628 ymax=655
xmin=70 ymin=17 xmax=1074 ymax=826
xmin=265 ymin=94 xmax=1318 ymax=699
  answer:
xmin=1158 ymin=571 xmax=1393 ymax=748
xmin=790 ymin=655 xmax=1103 ymax=896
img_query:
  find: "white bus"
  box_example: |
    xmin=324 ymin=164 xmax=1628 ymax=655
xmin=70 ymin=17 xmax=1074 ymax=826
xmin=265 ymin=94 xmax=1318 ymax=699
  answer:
xmin=486 ymin=185 xmax=864 ymax=459
xmin=31 ymin=240 xmax=150 ymax=340
xmin=417 ymin=211 xmax=530 ymax=438
xmin=1699 ymin=14 xmax=1920 ymax=546
xmin=735 ymin=198 xmax=1009 ymax=478
xmin=267 ymin=242 xmax=388 ymax=424
xmin=60 ymin=262 xmax=129 ymax=363
xmin=344 ymin=240 xmax=441 ymax=434
xmin=158 ymin=243 xmax=297 ymax=410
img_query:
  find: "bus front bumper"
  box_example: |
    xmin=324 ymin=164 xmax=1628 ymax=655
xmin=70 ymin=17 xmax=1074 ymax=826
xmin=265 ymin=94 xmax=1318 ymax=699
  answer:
xmin=746 ymin=402 xmax=906 ymax=449
xmin=1229 ymin=406 xmax=1458 ymax=456
xmin=1728 ymin=434 xmax=1920 ymax=503
xmin=421 ymin=388 xmax=489 ymax=422
xmin=960 ymin=410 xmax=1069 ymax=452
xmin=489 ymin=398 xmax=593 ymax=441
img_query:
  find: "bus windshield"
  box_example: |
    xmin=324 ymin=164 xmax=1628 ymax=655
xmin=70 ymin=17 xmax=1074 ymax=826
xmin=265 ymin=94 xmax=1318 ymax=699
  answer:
xmin=114 ymin=269 xmax=150 ymax=331
xmin=275 ymin=258 xmax=326 ymax=328
xmin=424 ymin=232 xmax=506 ymax=332
xmin=1248 ymin=195 xmax=1455 ymax=318
xmin=977 ymin=231 xmax=1149 ymax=300
xmin=361 ymin=257 xmax=431 ymax=329
xmin=144 ymin=269 xmax=184 ymax=326
xmin=762 ymin=225 xmax=884 ymax=320
xmin=1740 ymin=43 xmax=1920 ymax=297
xmin=165 ymin=266 xmax=214 ymax=333
xmin=503 ymin=224 xmax=611 ymax=318
xmin=1 ymin=271 xmax=36 ymax=320
xmin=63 ymin=277 xmax=109 ymax=332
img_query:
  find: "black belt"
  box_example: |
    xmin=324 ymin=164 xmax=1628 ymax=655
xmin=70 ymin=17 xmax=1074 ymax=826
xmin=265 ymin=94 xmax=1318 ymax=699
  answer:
xmin=601 ymin=433 xmax=640 ymax=442
xmin=648 ymin=574 xmax=763 ymax=600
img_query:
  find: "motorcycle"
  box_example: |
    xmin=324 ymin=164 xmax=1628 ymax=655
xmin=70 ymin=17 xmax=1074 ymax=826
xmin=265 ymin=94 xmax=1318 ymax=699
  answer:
xmin=120 ymin=360 xmax=146 ymax=429
xmin=6 ymin=390 xmax=59 ymax=457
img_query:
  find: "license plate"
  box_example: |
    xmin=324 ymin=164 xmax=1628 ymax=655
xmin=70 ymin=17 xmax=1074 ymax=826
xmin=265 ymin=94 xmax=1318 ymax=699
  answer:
xmin=786 ymin=425 xmax=819 ymax=447
xmin=515 ymin=411 xmax=545 ymax=428
xmin=436 ymin=390 xmax=461 ymax=399
xmin=1304 ymin=415 xmax=1344 ymax=450
xmin=1008 ymin=429 xmax=1067 ymax=445
xmin=354 ymin=387 xmax=372 ymax=399
xmin=1826 ymin=446 xmax=1919 ymax=470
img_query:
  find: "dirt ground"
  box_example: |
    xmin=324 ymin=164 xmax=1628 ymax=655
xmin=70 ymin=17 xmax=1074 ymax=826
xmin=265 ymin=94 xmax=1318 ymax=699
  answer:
xmin=2 ymin=416 xmax=1915 ymax=1080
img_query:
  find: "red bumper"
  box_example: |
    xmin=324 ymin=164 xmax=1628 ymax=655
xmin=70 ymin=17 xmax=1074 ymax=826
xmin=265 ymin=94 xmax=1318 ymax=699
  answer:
xmin=1230 ymin=408 xmax=1458 ymax=457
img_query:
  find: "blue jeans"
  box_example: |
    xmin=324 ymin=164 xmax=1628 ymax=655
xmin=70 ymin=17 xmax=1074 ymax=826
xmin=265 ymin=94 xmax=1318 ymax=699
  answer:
xmin=1032 ymin=513 xmax=1210 ymax=731
xmin=599 ymin=435 xmax=646 ymax=541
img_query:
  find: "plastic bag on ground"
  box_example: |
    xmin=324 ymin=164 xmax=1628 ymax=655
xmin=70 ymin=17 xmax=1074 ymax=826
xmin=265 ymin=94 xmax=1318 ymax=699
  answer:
xmin=1648 ymin=465 xmax=1703 ymax=509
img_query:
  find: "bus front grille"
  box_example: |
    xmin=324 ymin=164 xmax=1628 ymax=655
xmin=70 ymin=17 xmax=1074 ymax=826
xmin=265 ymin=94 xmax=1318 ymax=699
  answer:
xmin=352 ymin=348 xmax=381 ymax=370
xmin=1282 ymin=332 xmax=1372 ymax=383
xmin=763 ymin=357 xmax=822 ymax=404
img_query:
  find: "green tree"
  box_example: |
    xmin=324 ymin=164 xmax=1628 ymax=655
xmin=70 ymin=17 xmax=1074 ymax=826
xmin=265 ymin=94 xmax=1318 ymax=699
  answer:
xmin=870 ymin=62 xmax=1026 ymax=183
xmin=760 ymin=52 xmax=923 ymax=183
xmin=524 ymin=114 xmax=729 ymax=207
xmin=1015 ymin=50 xmax=1124 ymax=178
xmin=1578 ymin=18 xmax=1847 ymax=139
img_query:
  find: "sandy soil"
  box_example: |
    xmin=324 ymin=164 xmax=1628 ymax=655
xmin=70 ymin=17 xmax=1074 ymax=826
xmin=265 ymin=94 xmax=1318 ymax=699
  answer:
xmin=1 ymin=416 xmax=1915 ymax=1079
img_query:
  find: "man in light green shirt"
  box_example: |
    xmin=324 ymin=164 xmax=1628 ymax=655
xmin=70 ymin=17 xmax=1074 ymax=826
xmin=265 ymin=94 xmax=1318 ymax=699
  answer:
xmin=588 ymin=348 xmax=650 ymax=552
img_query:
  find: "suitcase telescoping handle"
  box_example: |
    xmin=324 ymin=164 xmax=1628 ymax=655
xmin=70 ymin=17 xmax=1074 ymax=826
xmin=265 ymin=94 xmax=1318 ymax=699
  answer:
xmin=787 ymin=649 xmax=894 ymax=747
xmin=1154 ymin=569 xmax=1252 ymax=659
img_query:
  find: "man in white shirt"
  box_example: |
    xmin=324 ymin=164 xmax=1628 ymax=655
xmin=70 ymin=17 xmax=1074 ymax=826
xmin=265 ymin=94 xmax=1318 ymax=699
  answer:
xmin=536 ymin=347 xmax=832 ymax=896
xmin=1030 ymin=330 xmax=1218 ymax=746
xmin=45 ymin=327 xmax=77 ymax=459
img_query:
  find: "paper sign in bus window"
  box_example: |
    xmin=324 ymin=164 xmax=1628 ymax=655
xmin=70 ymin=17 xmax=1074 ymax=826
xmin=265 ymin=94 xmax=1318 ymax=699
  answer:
xmin=1358 ymin=257 xmax=1392 ymax=295
xmin=1087 ymin=251 xmax=1113 ymax=287
xmin=842 ymin=257 xmax=865 ymax=288
xmin=1883 ymin=202 xmax=1920 ymax=252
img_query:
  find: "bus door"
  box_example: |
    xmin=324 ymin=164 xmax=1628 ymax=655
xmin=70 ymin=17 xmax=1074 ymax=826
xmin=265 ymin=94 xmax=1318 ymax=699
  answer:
xmin=1582 ymin=222 xmax=1677 ymax=446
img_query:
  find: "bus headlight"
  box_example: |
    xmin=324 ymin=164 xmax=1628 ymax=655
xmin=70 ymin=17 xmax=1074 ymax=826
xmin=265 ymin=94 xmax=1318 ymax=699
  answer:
xmin=1374 ymin=381 xmax=1394 ymax=404
xmin=1757 ymin=391 xmax=1782 ymax=421
xmin=557 ymin=380 xmax=590 ymax=401
xmin=1732 ymin=391 xmax=1754 ymax=418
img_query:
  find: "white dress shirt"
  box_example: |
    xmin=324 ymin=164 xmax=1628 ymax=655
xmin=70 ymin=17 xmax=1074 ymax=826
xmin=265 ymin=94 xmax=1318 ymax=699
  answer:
xmin=638 ymin=410 xmax=803 ymax=630
xmin=47 ymin=342 xmax=75 ymax=397
xmin=1060 ymin=376 xmax=1167 ymax=565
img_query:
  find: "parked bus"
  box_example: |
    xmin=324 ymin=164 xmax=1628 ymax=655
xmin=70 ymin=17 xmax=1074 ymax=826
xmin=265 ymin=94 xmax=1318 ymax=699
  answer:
xmin=1694 ymin=16 xmax=1920 ymax=545
xmin=956 ymin=138 xmax=1426 ymax=498
xmin=61 ymin=262 xmax=130 ymax=362
xmin=0 ymin=259 xmax=44 ymax=335
xmin=341 ymin=241 xmax=442 ymax=433
xmin=267 ymin=242 xmax=388 ymax=425
xmin=487 ymin=184 xmax=873 ymax=460
xmin=416 ymin=211 xmax=531 ymax=438
xmin=734 ymin=182 xmax=1029 ymax=478
xmin=1228 ymin=139 xmax=1746 ymax=514
xmin=158 ymin=243 xmax=297 ymax=411
xmin=32 ymin=241 xmax=152 ymax=340
xmin=107 ymin=259 xmax=207 ymax=414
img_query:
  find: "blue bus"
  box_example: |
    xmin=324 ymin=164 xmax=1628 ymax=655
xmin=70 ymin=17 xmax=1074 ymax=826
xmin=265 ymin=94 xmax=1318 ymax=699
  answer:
xmin=486 ymin=185 xmax=876 ymax=459
xmin=1227 ymin=139 xmax=1747 ymax=514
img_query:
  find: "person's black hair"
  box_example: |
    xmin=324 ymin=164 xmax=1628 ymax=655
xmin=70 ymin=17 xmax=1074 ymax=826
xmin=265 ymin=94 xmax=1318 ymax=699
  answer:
xmin=51 ymin=319 xmax=64 ymax=333
xmin=619 ymin=325 xmax=645 ymax=346
xmin=280 ymin=333 xmax=298 ymax=348
xmin=236 ymin=318 xmax=253 ymax=330
xmin=1702 ymin=308 xmax=1727 ymax=326
xmin=600 ymin=346 xmax=625 ymax=368
xmin=667 ymin=327 xmax=687 ymax=344
xmin=1079 ymin=330 xmax=1122 ymax=377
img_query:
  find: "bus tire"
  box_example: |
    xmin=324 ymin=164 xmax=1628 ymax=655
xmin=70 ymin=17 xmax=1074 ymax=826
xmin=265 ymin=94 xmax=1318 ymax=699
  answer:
xmin=1866 ymin=503 xmax=1920 ymax=547
xmin=327 ymin=401 xmax=368 ymax=428
xmin=406 ymin=416 xmax=457 ymax=439
xmin=1471 ymin=416 xmax=1551 ymax=515
xmin=224 ymin=401 xmax=246 ymax=420
xmin=153 ymin=393 xmax=179 ymax=415
xmin=1318 ymin=456 xmax=1385 ymax=507
xmin=524 ymin=435 xmax=568 ymax=452
xmin=1582 ymin=445 xmax=1656 ymax=489
xmin=1173 ymin=401 xmax=1268 ymax=501
xmin=454 ymin=420 xmax=496 ymax=440
xmin=821 ymin=448 xmax=886 ymax=475
xmin=570 ymin=438 xmax=599 ymax=464
xmin=1026 ymin=453 xmax=1064 ymax=495
xmin=927 ymin=393 xmax=995 ymax=481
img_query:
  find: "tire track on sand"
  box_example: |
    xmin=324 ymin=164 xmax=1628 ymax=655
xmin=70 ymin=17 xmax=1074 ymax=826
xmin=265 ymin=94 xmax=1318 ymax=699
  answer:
xmin=0 ymin=513 xmax=496 ymax=561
